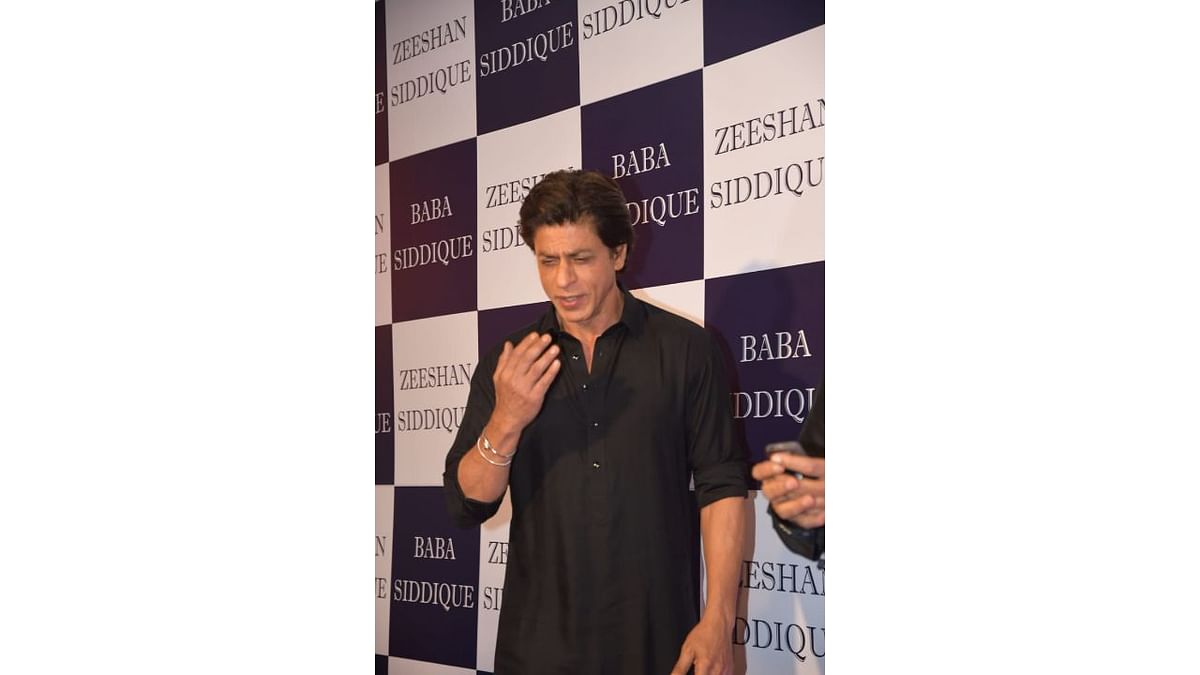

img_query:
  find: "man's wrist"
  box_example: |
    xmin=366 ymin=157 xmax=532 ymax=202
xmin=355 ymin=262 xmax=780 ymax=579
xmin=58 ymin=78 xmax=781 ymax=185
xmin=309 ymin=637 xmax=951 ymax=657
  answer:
xmin=486 ymin=412 xmax=523 ymax=439
xmin=699 ymin=607 xmax=734 ymax=631
xmin=482 ymin=415 xmax=524 ymax=456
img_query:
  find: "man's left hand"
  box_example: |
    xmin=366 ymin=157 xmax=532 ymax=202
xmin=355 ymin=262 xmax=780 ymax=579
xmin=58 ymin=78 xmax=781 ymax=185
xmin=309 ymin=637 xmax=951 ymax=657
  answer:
xmin=670 ymin=615 xmax=732 ymax=675
xmin=752 ymin=454 xmax=825 ymax=529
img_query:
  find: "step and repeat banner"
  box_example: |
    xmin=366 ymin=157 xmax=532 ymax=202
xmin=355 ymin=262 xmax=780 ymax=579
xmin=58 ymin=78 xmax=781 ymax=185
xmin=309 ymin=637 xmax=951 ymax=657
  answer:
xmin=376 ymin=1 xmax=824 ymax=672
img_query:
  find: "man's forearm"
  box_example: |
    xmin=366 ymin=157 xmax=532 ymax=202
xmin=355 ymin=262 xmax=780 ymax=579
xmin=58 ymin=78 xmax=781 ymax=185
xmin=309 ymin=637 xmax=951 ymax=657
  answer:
xmin=456 ymin=415 xmax=522 ymax=503
xmin=698 ymin=495 xmax=747 ymax=625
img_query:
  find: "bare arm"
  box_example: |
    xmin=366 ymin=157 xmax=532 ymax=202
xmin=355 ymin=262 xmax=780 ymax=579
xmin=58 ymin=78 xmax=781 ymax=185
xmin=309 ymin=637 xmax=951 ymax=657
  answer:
xmin=671 ymin=494 xmax=747 ymax=675
xmin=699 ymin=495 xmax=746 ymax=626
xmin=457 ymin=332 xmax=560 ymax=503
xmin=455 ymin=416 xmax=521 ymax=503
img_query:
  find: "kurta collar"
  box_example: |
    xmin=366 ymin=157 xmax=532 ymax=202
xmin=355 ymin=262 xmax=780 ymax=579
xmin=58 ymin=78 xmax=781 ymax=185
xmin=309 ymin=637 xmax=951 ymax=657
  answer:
xmin=535 ymin=281 xmax=646 ymax=338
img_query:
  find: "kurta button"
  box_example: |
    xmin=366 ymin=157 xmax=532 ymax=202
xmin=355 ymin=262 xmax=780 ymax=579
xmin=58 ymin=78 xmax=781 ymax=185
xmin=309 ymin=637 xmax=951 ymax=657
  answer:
xmin=592 ymin=462 xmax=600 ymax=469
xmin=582 ymin=384 xmax=588 ymax=390
xmin=592 ymin=421 xmax=599 ymax=428
xmin=572 ymin=354 xmax=579 ymax=360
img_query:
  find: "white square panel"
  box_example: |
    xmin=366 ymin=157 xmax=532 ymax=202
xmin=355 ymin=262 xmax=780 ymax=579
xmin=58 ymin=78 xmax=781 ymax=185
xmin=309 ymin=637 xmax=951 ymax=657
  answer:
xmin=386 ymin=0 xmax=477 ymax=160
xmin=738 ymin=490 xmax=826 ymax=673
xmin=375 ymin=485 xmax=394 ymax=655
xmin=475 ymin=492 xmax=512 ymax=673
xmin=630 ymin=278 xmax=705 ymax=327
xmin=703 ymin=27 xmax=825 ymax=279
xmin=476 ymin=107 xmax=581 ymax=311
xmin=387 ymin=657 xmax=476 ymax=675
xmin=391 ymin=311 xmax=479 ymax=486
xmin=578 ymin=0 xmax=704 ymax=105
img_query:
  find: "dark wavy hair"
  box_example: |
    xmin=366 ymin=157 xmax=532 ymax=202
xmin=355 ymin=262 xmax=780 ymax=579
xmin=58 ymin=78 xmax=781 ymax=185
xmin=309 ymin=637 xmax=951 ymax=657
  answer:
xmin=518 ymin=170 xmax=634 ymax=260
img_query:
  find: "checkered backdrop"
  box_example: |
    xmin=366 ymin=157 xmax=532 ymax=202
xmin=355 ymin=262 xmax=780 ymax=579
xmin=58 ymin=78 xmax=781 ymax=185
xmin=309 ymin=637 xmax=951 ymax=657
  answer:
xmin=376 ymin=1 xmax=824 ymax=672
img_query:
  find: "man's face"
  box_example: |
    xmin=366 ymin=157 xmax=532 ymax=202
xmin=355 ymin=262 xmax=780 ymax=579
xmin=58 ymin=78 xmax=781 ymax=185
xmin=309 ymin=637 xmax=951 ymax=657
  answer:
xmin=532 ymin=220 xmax=627 ymax=333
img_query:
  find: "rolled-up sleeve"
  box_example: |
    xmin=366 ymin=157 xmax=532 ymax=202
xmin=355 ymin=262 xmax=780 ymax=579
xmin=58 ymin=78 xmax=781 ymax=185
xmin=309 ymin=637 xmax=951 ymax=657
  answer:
xmin=443 ymin=349 xmax=505 ymax=527
xmin=686 ymin=330 xmax=749 ymax=508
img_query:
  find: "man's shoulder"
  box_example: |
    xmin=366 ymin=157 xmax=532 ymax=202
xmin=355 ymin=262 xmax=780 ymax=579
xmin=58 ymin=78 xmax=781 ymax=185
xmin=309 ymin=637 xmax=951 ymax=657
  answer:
xmin=633 ymin=299 xmax=729 ymax=373
xmin=639 ymin=299 xmax=710 ymax=343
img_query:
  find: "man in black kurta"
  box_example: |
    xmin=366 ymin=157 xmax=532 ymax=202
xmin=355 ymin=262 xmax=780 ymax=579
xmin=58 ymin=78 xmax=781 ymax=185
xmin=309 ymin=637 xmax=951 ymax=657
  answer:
xmin=443 ymin=170 xmax=747 ymax=674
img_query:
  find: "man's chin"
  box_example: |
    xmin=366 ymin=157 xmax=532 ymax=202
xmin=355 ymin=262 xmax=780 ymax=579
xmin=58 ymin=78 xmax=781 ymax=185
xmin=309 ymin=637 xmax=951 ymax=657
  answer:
xmin=554 ymin=303 xmax=589 ymax=322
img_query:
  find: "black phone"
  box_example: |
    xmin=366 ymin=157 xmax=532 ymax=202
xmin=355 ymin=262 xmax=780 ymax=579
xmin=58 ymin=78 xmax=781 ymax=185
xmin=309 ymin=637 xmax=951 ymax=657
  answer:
xmin=764 ymin=440 xmax=806 ymax=457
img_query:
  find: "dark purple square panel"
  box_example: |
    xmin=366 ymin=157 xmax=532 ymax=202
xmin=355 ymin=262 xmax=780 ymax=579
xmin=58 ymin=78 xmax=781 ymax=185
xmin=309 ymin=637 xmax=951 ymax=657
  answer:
xmin=376 ymin=324 xmax=394 ymax=486
xmin=705 ymin=262 xmax=824 ymax=475
xmin=376 ymin=0 xmax=388 ymax=166
xmin=389 ymin=486 xmax=480 ymax=668
xmin=474 ymin=0 xmax=580 ymax=135
xmin=703 ymin=0 xmax=824 ymax=66
xmin=581 ymin=70 xmax=704 ymax=290
xmin=389 ymin=138 xmax=478 ymax=322
xmin=478 ymin=300 xmax=552 ymax=361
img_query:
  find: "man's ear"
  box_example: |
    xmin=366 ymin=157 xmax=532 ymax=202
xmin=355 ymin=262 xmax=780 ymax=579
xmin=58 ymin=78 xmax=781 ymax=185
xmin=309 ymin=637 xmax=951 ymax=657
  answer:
xmin=613 ymin=243 xmax=628 ymax=271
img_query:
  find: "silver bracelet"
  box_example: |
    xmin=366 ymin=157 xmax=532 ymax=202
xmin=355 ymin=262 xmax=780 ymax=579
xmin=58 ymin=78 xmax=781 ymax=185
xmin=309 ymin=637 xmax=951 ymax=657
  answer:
xmin=476 ymin=437 xmax=512 ymax=467
xmin=482 ymin=432 xmax=515 ymax=459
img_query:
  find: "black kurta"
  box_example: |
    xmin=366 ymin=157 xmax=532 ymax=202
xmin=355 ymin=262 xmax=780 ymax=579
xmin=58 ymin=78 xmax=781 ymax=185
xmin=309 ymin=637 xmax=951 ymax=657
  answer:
xmin=444 ymin=289 xmax=747 ymax=674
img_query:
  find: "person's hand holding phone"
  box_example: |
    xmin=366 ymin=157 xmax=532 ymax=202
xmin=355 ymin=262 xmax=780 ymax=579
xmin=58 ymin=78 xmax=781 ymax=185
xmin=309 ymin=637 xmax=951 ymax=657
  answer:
xmin=753 ymin=442 xmax=825 ymax=529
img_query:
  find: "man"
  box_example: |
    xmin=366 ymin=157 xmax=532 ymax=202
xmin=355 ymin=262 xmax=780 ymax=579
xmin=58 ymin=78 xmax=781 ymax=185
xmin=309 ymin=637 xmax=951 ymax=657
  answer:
xmin=751 ymin=383 xmax=824 ymax=562
xmin=443 ymin=170 xmax=747 ymax=674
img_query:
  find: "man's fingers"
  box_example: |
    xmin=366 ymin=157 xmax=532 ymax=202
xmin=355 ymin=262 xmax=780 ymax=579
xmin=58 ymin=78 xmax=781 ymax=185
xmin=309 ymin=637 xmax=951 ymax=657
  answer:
xmin=774 ymin=495 xmax=823 ymax=523
xmin=751 ymin=459 xmax=785 ymax=481
xmin=774 ymin=453 xmax=824 ymax=478
xmin=759 ymin=475 xmax=787 ymax=501
xmin=494 ymin=341 xmax=513 ymax=377
xmin=773 ymin=494 xmax=814 ymax=518
xmin=531 ymin=356 xmax=561 ymax=395
xmin=760 ymin=474 xmax=807 ymax=501
xmin=669 ymin=645 xmax=694 ymax=675
xmin=529 ymin=342 xmax=560 ymax=377
xmin=509 ymin=331 xmax=541 ymax=361
xmin=512 ymin=332 xmax=553 ymax=373
xmin=497 ymin=334 xmax=551 ymax=385
xmin=768 ymin=477 xmax=824 ymax=503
